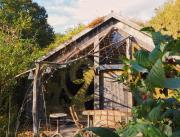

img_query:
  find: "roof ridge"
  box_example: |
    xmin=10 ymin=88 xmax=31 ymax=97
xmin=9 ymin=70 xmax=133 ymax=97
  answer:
xmin=37 ymin=13 xmax=152 ymax=62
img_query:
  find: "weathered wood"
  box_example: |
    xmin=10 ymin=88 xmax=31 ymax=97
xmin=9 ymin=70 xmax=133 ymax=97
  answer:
xmin=103 ymin=72 xmax=132 ymax=111
xmin=55 ymin=26 xmax=113 ymax=63
xmin=98 ymin=64 xmax=124 ymax=71
xmin=99 ymin=72 xmax=104 ymax=109
xmin=115 ymin=22 xmax=154 ymax=51
xmin=126 ymin=38 xmax=131 ymax=59
xmin=32 ymin=63 xmax=41 ymax=137
xmin=94 ymin=35 xmax=100 ymax=109
xmin=127 ymin=90 xmax=133 ymax=113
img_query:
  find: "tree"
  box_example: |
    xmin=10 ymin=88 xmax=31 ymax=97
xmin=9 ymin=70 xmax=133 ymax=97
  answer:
xmin=0 ymin=0 xmax=55 ymax=47
xmin=149 ymin=0 xmax=180 ymax=39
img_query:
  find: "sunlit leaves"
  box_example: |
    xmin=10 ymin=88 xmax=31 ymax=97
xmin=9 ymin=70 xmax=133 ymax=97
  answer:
xmin=149 ymin=0 xmax=180 ymax=38
xmin=147 ymin=59 xmax=166 ymax=88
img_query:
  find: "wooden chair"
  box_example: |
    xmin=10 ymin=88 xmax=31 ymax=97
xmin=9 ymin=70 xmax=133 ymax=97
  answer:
xmin=69 ymin=105 xmax=84 ymax=130
xmin=69 ymin=106 xmax=93 ymax=137
xmin=69 ymin=106 xmax=87 ymax=136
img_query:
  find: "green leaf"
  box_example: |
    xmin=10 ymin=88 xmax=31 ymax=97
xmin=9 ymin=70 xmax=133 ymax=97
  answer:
xmin=131 ymin=62 xmax=148 ymax=73
xmin=84 ymin=127 xmax=119 ymax=137
xmin=164 ymin=78 xmax=180 ymax=89
xmin=149 ymin=46 xmax=163 ymax=64
xmin=147 ymin=59 xmax=166 ymax=88
xmin=140 ymin=27 xmax=155 ymax=33
xmin=135 ymin=50 xmax=151 ymax=67
xmin=145 ymin=125 xmax=166 ymax=137
xmin=151 ymin=32 xmax=166 ymax=46
xmin=162 ymin=109 xmax=174 ymax=119
xmin=148 ymin=105 xmax=161 ymax=122
xmin=122 ymin=125 xmax=139 ymax=137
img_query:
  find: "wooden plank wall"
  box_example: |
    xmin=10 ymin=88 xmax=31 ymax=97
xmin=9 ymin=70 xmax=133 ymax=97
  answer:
xmin=102 ymin=72 xmax=132 ymax=112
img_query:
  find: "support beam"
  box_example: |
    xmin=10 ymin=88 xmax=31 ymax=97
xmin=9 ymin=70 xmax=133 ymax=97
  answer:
xmin=99 ymin=72 xmax=104 ymax=109
xmin=115 ymin=22 xmax=154 ymax=51
xmin=55 ymin=26 xmax=113 ymax=63
xmin=126 ymin=38 xmax=131 ymax=59
xmin=32 ymin=63 xmax=41 ymax=137
xmin=98 ymin=64 xmax=124 ymax=71
xmin=94 ymin=35 xmax=100 ymax=109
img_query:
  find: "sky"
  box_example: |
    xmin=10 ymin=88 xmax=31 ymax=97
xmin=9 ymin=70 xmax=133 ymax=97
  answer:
xmin=34 ymin=0 xmax=167 ymax=33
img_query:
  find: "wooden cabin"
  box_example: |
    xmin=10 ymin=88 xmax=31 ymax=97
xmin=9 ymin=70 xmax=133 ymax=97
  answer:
xmin=32 ymin=11 xmax=154 ymax=123
xmin=29 ymin=12 xmax=155 ymax=135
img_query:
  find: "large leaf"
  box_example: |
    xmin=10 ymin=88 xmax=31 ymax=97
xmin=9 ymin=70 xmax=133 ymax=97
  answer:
xmin=151 ymin=32 xmax=167 ymax=46
xmin=148 ymin=105 xmax=161 ymax=122
xmin=149 ymin=46 xmax=163 ymax=64
xmin=84 ymin=127 xmax=119 ymax=137
xmin=122 ymin=125 xmax=140 ymax=137
xmin=131 ymin=62 xmax=148 ymax=73
xmin=135 ymin=50 xmax=151 ymax=67
xmin=144 ymin=125 xmax=166 ymax=137
xmin=164 ymin=78 xmax=180 ymax=89
xmin=147 ymin=59 xmax=166 ymax=87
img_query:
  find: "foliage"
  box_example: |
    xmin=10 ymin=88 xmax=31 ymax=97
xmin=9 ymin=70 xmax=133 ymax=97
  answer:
xmin=0 ymin=31 xmax=43 ymax=136
xmin=0 ymin=0 xmax=55 ymax=47
xmin=149 ymin=0 xmax=180 ymax=38
xmin=117 ymin=29 xmax=180 ymax=137
xmin=43 ymin=24 xmax=85 ymax=53
xmin=0 ymin=1 xmax=86 ymax=135
xmin=80 ymin=28 xmax=180 ymax=137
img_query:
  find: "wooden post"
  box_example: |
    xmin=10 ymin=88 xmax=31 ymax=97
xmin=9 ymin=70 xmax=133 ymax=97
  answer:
xmin=126 ymin=38 xmax=131 ymax=59
xmin=127 ymin=91 xmax=133 ymax=115
xmin=32 ymin=63 xmax=41 ymax=137
xmin=99 ymin=72 xmax=104 ymax=109
xmin=94 ymin=35 xmax=100 ymax=109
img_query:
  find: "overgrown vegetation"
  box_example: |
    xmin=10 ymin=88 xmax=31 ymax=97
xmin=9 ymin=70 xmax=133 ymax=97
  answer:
xmin=0 ymin=0 xmax=55 ymax=47
xmin=149 ymin=0 xmax=180 ymax=38
xmin=80 ymin=29 xmax=180 ymax=137
xmin=0 ymin=0 xmax=180 ymax=136
xmin=0 ymin=1 xmax=86 ymax=136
